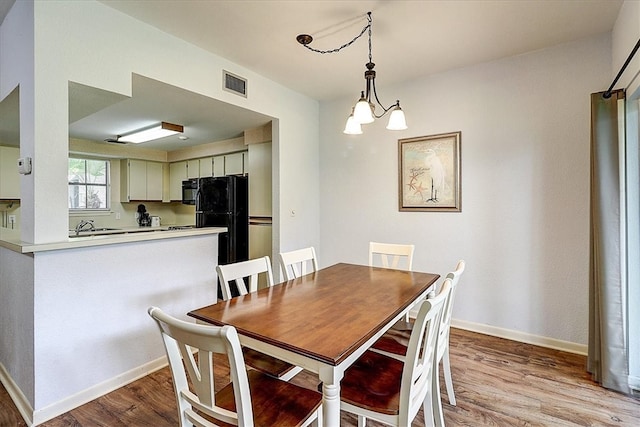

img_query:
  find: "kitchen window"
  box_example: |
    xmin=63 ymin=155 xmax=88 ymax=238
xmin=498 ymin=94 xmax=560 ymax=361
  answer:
xmin=68 ymin=158 xmax=110 ymax=210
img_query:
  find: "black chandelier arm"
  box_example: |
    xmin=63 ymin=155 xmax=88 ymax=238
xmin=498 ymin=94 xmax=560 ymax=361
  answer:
xmin=370 ymin=79 xmax=398 ymax=118
xmin=297 ymin=12 xmax=372 ymax=54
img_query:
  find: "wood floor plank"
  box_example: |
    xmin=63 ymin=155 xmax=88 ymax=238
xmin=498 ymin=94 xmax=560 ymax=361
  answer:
xmin=1 ymin=328 xmax=638 ymax=426
xmin=0 ymin=385 xmax=28 ymax=427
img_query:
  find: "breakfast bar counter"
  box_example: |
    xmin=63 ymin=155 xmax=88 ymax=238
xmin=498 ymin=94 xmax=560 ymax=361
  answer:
xmin=0 ymin=224 xmax=224 ymax=424
xmin=0 ymin=226 xmax=227 ymax=253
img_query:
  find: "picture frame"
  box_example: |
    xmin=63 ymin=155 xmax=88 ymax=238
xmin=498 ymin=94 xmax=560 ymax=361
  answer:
xmin=398 ymin=131 xmax=461 ymax=212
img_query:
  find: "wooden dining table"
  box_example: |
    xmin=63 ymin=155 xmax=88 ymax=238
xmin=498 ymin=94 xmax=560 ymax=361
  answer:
xmin=188 ymin=262 xmax=439 ymax=426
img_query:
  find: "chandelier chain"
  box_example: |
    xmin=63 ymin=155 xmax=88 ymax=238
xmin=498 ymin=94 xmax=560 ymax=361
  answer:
xmin=368 ymin=13 xmax=372 ymax=64
xmin=300 ymin=13 xmax=371 ymax=55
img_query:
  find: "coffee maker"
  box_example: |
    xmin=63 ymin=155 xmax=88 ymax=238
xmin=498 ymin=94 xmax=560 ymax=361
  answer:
xmin=137 ymin=204 xmax=151 ymax=227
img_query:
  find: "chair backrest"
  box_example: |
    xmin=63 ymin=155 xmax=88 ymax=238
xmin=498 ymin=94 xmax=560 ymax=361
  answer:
xmin=438 ymin=260 xmax=466 ymax=354
xmin=398 ymin=279 xmax=450 ymax=425
xmin=216 ymin=256 xmax=274 ymax=300
xmin=278 ymin=247 xmax=319 ymax=280
xmin=148 ymin=306 xmax=254 ymax=427
xmin=369 ymin=242 xmax=415 ymax=270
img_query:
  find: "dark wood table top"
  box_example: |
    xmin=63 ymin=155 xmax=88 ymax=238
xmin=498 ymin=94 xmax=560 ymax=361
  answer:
xmin=188 ymin=263 xmax=439 ymax=366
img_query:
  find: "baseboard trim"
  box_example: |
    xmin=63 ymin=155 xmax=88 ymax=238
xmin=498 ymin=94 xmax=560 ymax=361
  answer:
xmin=0 ymin=362 xmax=34 ymax=426
xmin=629 ymin=375 xmax=640 ymax=392
xmin=31 ymin=355 xmax=169 ymax=426
xmin=451 ymin=318 xmax=588 ymax=356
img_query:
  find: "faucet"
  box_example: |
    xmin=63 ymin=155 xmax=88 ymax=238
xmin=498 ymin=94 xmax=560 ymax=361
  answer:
xmin=75 ymin=219 xmax=95 ymax=235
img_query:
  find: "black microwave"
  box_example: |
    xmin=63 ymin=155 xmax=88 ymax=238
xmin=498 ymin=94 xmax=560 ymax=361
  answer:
xmin=181 ymin=179 xmax=197 ymax=205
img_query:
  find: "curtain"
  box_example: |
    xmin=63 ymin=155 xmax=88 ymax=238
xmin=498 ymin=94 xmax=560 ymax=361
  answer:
xmin=588 ymin=90 xmax=630 ymax=394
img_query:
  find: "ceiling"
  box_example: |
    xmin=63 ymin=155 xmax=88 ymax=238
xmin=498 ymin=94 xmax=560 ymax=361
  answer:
xmin=0 ymin=0 xmax=623 ymax=151
xmin=67 ymin=76 xmax=274 ymax=151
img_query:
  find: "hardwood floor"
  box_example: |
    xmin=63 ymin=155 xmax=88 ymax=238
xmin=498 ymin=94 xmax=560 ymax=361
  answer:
xmin=2 ymin=328 xmax=639 ymax=426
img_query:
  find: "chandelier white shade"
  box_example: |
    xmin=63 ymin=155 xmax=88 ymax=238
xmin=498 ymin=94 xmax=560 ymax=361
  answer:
xmin=343 ymin=112 xmax=363 ymax=135
xmin=353 ymin=92 xmax=375 ymax=124
xmin=386 ymin=104 xmax=408 ymax=130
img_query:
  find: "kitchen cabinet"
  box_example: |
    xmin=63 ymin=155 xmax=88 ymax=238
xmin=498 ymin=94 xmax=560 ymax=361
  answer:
xmin=169 ymin=161 xmax=187 ymax=201
xmin=121 ymin=159 xmax=163 ymax=202
xmin=0 ymin=146 xmax=19 ymax=199
xmin=248 ymin=142 xmax=271 ymax=216
xmin=199 ymin=157 xmax=213 ymax=177
xmin=224 ymin=152 xmax=244 ymax=175
xmin=187 ymin=159 xmax=200 ymax=179
xmin=249 ymin=221 xmax=272 ymax=264
xmin=213 ymin=155 xmax=225 ymax=177
xmin=247 ymin=143 xmax=271 ymax=280
xmin=146 ymin=162 xmax=163 ymax=200
xmin=167 ymin=151 xmax=247 ymax=201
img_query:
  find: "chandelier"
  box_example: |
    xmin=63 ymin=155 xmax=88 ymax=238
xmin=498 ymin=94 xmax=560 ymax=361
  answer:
xmin=297 ymin=12 xmax=407 ymax=135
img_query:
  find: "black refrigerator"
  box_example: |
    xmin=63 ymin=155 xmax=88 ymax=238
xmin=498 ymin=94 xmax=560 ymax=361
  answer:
xmin=192 ymin=175 xmax=249 ymax=266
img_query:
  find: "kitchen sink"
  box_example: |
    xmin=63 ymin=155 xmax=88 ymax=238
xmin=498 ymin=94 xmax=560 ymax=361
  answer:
xmin=68 ymin=225 xmax=198 ymax=239
xmin=69 ymin=227 xmax=126 ymax=237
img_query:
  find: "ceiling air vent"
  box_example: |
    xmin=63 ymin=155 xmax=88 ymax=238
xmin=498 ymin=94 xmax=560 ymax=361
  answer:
xmin=223 ymin=70 xmax=247 ymax=97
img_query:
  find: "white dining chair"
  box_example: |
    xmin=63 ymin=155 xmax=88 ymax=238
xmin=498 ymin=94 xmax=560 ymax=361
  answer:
xmin=338 ymin=279 xmax=451 ymax=427
xmin=278 ymin=247 xmax=318 ymax=280
xmin=434 ymin=260 xmax=465 ymax=405
xmin=369 ymin=241 xmax=416 ymax=323
xmin=369 ymin=241 xmax=415 ymax=271
xmin=147 ymin=307 xmax=322 ymax=427
xmin=371 ymin=259 xmax=466 ymax=406
xmin=216 ymin=256 xmax=303 ymax=381
xmin=216 ymin=256 xmax=274 ymax=300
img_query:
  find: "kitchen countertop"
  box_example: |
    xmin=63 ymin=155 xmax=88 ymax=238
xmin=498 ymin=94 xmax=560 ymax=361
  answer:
xmin=0 ymin=226 xmax=227 ymax=254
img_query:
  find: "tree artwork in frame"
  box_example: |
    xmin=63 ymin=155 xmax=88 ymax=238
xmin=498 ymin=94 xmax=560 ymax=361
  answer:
xmin=398 ymin=132 xmax=461 ymax=212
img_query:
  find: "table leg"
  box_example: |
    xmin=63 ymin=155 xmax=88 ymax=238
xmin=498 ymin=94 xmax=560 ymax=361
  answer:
xmin=322 ymin=382 xmax=340 ymax=427
xmin=319 ymin=367 xmax=342 ymax=427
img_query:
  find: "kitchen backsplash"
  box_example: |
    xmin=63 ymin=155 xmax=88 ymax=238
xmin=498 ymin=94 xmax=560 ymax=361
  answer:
xmin=70 ymin=201 xmax=196 ymax=230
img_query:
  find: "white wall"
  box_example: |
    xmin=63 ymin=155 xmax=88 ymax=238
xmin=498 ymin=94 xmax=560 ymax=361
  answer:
xmin=0 ymin=0 xmax=35 ymax=242
xmin=0 ymin=0 xmax=320 ymax=421
xmin=0 ymin=0 xmax=36 ymax=416
xmin=32 ymin=236 xmax=218 ymax=418
xmin=319 ymin=34 xmax=611 ymax=347
xmin=0 ymin=247 xmax=34 ymax=407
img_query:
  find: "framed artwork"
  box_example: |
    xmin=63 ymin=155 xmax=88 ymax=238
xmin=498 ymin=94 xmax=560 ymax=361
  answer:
xmin=398 ymin=131 xmax=461 ymax=212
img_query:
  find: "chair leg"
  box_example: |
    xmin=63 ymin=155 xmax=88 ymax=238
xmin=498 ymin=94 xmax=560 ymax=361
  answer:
xmin=308 ymin=407 xmax=322 ymax=427
xmin=432 ymin=363 xmax=446 ymax=427
xmin=442 ymin=349 xmax=456 ymax=406
xmin=357 ymin=415 xmax=367 ymax=427
xmin=423 ymin=389 xmax=435 ymax=427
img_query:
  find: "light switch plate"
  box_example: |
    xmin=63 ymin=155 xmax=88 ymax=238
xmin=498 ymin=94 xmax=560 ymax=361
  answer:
xmin=17 ymin=157 xmax=32 ymax=174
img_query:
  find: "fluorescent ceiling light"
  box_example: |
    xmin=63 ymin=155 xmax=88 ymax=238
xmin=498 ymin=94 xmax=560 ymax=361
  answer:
xmin=119 ymin=122 xmax=184 ymax=144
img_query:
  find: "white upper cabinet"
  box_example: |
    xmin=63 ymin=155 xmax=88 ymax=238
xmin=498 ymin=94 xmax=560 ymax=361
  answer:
xmin=224 ymin=152 xmax=244 ymax=175
xmin=213 ymin=155 xmax=225 ymax=177
xmin=169 ymin=161 xmax=188 ymax=201
xmin=146 ymin=161 xmax=163 ymax=201
xmin=121 ymin=159 xmax=163 ymax=202
xmin=199 ymin=157 xmax=213 ymax=177
xmin=167 ymin=151 xmax=247 ymax=201
xmin=186 ymin=159 xmax=200 ymax=179
xmin=0 ymin=146 xmax=20 ymax=200
xmin=248 ymin=143 xmax=271 ymax=216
